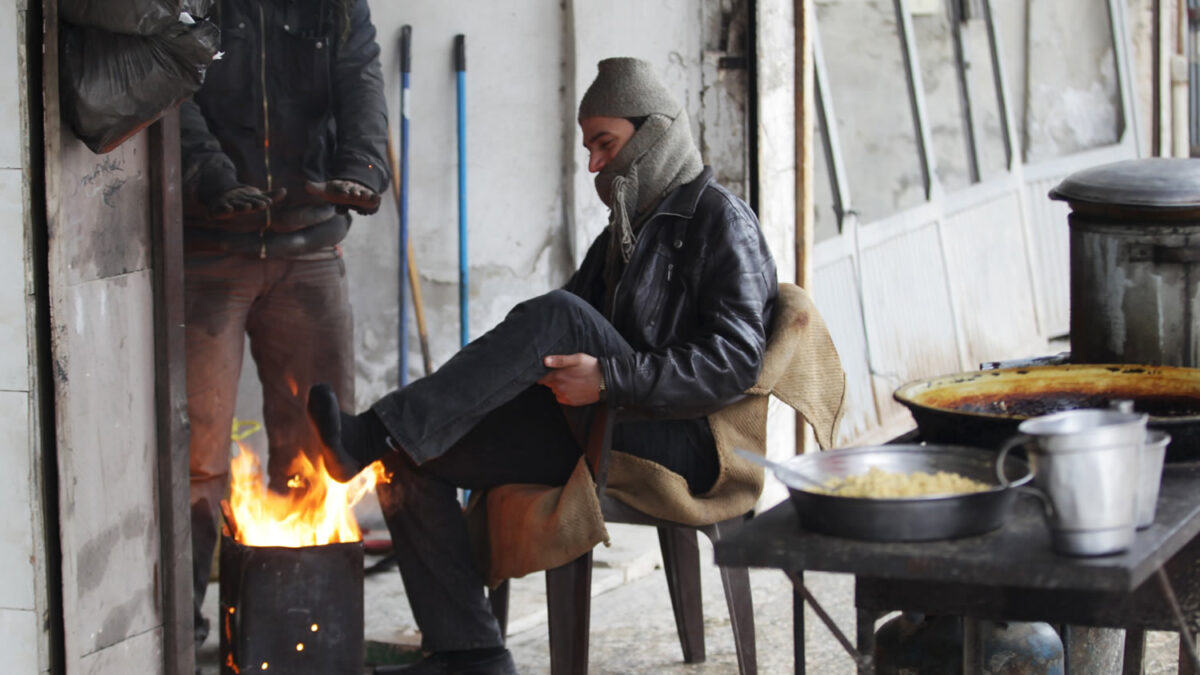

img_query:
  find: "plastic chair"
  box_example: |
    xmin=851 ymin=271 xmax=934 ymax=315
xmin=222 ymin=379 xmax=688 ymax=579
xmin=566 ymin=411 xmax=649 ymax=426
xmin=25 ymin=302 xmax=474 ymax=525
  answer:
xmin=487 ymin=406 xmax=757 ymax=675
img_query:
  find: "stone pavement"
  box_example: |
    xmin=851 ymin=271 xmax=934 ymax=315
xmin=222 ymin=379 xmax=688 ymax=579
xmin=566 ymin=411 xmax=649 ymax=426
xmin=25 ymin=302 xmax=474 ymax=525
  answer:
xmin=197 ymin=497 xmax=1187 ymax=675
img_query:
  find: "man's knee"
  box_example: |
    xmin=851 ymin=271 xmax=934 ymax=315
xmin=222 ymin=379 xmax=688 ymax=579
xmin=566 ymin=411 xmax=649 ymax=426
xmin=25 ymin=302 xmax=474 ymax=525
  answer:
xmin=512 ymin=289 xmax=594 ymax=321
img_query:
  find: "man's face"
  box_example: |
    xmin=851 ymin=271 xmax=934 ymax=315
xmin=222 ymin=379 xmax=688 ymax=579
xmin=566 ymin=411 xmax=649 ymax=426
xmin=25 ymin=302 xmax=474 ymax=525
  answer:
xmin=580 ymin=116 xmax=635 ymax=174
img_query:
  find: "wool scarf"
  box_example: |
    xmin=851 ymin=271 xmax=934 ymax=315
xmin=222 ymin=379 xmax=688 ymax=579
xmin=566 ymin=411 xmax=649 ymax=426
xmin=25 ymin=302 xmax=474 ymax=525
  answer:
xmin=596 ymin=109 xmax=703 ymax=315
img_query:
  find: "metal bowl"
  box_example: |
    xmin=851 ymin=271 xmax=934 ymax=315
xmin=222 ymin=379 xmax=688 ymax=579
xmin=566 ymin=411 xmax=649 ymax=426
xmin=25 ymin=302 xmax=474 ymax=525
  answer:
xmin=782 ymin=444 xmax=1032 ymax=542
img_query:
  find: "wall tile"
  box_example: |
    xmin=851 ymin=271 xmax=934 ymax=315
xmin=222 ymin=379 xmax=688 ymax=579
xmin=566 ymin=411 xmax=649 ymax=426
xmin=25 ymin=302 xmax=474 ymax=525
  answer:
xmin=0 ymin=608 xmax=39 ymax=673
xmin=0 ymin=169 xmax=28 ymax=390
xmin=0 ymin=0 xmax=18 ymax=169
xmin=0 ymin=390 xmax=33 ymax=611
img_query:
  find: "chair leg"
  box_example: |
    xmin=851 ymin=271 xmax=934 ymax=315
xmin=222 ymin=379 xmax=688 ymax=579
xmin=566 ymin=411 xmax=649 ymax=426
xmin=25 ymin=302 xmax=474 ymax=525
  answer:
xmin=546 ymin=551 xmax=593 ymax=675
xmin=659 ymin=526 xmax=706 ymax=663
xmin=719 ymin=563 xmax=757 ymax=674
xmin=711 ymin=519 xmax=758 ymax=675
xmin=488 ymin=580 xmax=510 ymax=639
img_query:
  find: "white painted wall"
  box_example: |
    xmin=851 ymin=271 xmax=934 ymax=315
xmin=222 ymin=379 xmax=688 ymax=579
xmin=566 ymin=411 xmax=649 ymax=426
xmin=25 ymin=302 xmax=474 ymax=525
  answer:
xmin=1 ymin=0 xmax=47 ymax=670
xmin=233 ymin=1 xmax=770 ymax=441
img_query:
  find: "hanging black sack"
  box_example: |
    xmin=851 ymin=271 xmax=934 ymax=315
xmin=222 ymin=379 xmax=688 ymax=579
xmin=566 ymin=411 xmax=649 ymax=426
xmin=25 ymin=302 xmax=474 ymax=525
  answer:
xmin=59 ymin=18 xmax=220 ymax=154
xmin=60 ymin=0 xmax=214 ymax=36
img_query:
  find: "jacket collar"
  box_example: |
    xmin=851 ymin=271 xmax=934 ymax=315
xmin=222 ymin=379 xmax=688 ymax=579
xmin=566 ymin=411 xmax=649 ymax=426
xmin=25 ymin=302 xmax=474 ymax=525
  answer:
xmin=646 ymin=166 xmax=713 ymax=222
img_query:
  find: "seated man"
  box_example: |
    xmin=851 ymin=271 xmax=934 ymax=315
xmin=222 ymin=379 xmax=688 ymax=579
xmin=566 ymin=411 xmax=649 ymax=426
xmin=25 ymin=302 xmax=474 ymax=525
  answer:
xmin=307 ymin=57 xmax=778 ymax=675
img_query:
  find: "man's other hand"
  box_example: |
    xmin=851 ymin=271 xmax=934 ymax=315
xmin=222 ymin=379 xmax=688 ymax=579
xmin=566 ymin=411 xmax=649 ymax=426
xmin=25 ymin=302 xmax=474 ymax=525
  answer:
xmin=305 ymin=179 xmax=382 ymax=215
xmin=538 ymin=353 xmax=603 ymax=406
xmin=209 ymin=185 xmax=286 ymax=220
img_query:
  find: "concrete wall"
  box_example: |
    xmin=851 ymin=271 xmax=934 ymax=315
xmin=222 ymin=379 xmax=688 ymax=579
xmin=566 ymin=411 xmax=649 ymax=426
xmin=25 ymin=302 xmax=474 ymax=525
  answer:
xmin=232 ymin=1 xmax=783 ymax=451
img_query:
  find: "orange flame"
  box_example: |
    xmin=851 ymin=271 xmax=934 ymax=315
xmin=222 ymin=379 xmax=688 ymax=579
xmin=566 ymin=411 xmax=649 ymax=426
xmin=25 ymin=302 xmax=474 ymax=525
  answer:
xmin=227 ymin=441 xmax=389 ymax=547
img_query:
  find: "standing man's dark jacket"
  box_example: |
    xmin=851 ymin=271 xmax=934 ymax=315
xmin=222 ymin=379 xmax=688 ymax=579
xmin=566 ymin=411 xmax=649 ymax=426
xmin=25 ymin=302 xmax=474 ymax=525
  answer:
xmin=564 ymin=167 xmax=778 ymax=420
xmin=180 ymin=0 xmax=389 ymax=254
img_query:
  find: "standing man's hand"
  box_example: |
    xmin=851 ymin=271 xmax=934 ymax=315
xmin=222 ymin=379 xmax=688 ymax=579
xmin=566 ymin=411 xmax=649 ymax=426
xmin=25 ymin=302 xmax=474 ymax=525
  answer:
xmin=538 ymin=353 xmax=604 ymax=406
xmin=305 ymin=179 xmax=382 ymax=215
xmin=208 ymin=185 xmax=286 ymax=220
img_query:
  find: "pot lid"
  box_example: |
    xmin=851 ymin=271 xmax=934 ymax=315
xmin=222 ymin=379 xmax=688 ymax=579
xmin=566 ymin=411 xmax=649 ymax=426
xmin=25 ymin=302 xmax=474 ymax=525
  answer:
xmin=1049 ymin=158 xmax=1200 ymax=211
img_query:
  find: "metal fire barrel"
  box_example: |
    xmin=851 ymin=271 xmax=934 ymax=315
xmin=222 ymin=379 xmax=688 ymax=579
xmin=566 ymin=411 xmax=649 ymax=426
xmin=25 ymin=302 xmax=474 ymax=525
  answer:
xmin=219 ymin=535 xmax=365 ymax=675
xmin=1050 ymin=158 xmax=1200 ymax=367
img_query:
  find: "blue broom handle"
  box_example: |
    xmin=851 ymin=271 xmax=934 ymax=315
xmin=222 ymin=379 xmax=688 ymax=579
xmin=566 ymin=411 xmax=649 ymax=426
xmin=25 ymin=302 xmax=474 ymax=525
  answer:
xmin=455 ymin=34 xmax=468 ymax=348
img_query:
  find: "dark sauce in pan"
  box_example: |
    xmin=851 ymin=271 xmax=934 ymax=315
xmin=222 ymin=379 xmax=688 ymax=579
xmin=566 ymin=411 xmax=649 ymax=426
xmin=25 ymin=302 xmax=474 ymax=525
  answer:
xmin=948 ymin=394 xmax=1200 ymax=418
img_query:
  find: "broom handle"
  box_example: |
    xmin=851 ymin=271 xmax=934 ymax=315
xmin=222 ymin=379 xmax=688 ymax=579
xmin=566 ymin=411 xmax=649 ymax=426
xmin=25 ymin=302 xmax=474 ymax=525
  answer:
xmin=455 ymin=34 xmax=468 ymax=348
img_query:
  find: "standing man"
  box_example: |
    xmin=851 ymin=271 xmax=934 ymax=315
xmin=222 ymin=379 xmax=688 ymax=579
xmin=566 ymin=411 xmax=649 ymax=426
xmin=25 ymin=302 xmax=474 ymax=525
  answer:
xmin=180 ymin=0 xmax=389 ymax=648
xmin=307 ymin=57 xmax=779 ymax=674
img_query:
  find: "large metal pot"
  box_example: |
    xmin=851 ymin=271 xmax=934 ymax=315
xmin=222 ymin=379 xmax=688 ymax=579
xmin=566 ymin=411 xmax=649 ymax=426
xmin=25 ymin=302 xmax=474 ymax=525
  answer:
xmin=781 ymin=444 xmax=1032 ymax=542
xmin=892 ymin=363 xmax=1200 ymax=461
xmin=1049 ymin=158 xmax=1200 ymax=367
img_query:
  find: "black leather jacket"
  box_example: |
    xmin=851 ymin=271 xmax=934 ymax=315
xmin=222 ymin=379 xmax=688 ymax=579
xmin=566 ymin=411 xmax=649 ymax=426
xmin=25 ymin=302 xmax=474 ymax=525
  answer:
xmin=180 ymin=0 xmax=389 ymax=249
xmin=565 ymin=168 xmax=778 ymax=419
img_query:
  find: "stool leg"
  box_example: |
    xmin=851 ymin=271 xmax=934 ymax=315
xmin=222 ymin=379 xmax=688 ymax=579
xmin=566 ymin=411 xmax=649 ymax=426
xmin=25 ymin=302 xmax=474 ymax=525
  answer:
xmin=487 ymin=581 xmax=510 ymax=639
xmin=546 ymin=552 xmax=592 ymax=675
xmin=659 ymin=526 xmax=705 ymax=663
xmin=856 ymin=609 xmax=877 ymax=675
xmin=793 ymin=575 xmax=805 ymax=675
xmin=1183 ymin=632 xmax=1199 ymax=675
xmin=1122 ymin=629 xmax=1145 ymax=675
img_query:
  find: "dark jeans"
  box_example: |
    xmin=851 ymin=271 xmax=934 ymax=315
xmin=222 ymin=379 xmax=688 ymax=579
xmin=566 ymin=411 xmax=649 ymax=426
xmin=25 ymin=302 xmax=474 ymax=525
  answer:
xmin=184 ymin=251 xmax=354 ymax=633
xmin=372 ymin=290 xmax=717 ymax=651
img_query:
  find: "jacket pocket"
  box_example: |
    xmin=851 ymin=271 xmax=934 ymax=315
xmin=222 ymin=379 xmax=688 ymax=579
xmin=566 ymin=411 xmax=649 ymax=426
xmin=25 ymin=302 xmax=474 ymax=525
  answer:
xmin=271 ymin=26 xmax=332 ymax=112
xmin=199 ymin=24 xmax=257 ymax=130
xmin=630 ymin=243 xmax=684 ymax=347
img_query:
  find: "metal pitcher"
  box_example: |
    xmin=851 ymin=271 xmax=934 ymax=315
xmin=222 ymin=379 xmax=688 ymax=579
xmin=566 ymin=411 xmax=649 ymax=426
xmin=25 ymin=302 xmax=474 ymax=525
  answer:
xmin=997 ymin=408 xmax=1147 ymax=556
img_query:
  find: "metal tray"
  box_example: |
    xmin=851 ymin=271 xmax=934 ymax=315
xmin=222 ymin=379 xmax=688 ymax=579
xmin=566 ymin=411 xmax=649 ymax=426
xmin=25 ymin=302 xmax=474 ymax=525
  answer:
xmin=781 ymin=444 xmax=1032 ymax=542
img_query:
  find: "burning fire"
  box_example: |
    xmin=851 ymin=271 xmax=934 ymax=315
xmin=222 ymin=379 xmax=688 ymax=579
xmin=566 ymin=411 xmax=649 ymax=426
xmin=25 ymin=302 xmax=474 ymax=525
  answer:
xmin=226 ymin=441 xmax=388 ymax=547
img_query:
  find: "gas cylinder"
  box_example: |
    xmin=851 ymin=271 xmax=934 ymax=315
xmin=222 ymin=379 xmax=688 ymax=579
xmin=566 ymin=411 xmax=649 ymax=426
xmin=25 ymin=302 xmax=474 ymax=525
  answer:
xmin=874 ymin=613 xmax=1064 ymax=675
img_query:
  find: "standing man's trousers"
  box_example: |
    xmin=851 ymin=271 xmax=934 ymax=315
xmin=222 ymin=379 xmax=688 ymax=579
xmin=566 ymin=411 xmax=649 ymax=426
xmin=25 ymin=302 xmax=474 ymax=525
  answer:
xmin=184 ymin=250 xmax=354 ymax=639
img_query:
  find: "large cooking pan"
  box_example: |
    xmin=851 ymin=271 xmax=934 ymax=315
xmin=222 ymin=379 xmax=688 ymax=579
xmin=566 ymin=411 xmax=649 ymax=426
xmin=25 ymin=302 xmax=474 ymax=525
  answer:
xmin=781 ymin=444 xmax=1032 ymax=541
xmin=893 ymin=364 xmax=1200 ymax=461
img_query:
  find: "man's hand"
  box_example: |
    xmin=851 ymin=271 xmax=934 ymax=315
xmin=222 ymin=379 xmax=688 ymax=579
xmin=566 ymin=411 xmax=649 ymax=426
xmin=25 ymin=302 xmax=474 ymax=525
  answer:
xmin=209 ymin=186 xmax=286 ymax=220
xmin=538 ymin=353 xmax=603 ymax=406
xmin=305 ymin=179 xmax=382 ymax=215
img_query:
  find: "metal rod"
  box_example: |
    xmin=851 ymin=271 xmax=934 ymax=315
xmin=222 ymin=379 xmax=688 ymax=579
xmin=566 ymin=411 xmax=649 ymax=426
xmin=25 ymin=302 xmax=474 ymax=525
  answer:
xmin=398 ymin=25 xmax=412 ymax=385
xmin=787 ymin=571 xmax=874 ymax=672
xmin=1156 ymin=566 xmax=1200 ymax=673
xmin=962 ymin=617 xmax=983 ymax=675
xmin=947 ymin=0 xmax=980 ymax=184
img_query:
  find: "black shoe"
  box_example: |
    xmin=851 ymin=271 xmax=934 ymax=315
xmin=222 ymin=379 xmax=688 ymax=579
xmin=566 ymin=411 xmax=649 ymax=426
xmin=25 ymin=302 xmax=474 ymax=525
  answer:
xmin=374 ymin=648 xmax=517 ymax=675
xmin=306 ymin=383 xmax=395 ymax=483
xmin=306 ymin=383 xmax=365 ymax=482
xmin=194 ymin=614 xmax=210 ymax=647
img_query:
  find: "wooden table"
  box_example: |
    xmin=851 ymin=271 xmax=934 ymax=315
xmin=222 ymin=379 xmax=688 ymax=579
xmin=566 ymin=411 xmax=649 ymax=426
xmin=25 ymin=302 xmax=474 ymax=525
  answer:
xmin=714 ymin=464 xmax=1200 ymax=674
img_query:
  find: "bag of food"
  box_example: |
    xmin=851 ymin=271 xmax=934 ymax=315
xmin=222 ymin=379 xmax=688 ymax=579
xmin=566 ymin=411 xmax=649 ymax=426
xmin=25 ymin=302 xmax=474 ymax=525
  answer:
xmin=60 ymin=0 xmax=214 ymax=36
xmin=59 ymin=18 xmax=220 ymax=154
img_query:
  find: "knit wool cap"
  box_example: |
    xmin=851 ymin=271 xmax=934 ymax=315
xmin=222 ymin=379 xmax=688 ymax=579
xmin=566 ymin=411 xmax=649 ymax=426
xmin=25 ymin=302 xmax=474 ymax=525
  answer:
xmin=578 ymin=57 xmax=682 ymax=121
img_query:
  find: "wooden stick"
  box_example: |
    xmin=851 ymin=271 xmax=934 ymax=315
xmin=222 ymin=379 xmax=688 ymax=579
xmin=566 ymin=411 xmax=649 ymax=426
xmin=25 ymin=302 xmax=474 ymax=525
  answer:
xmin=219 ymin=499 xmax=238 ymax=541
xmin=387 ymin=133 xmax=434 ymax=376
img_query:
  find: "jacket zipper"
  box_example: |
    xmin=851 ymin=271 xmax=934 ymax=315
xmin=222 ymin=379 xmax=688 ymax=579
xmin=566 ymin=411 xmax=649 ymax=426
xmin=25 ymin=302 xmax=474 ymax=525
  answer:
xmin=608 ymin=213 xmax=670 ymax=321
xmin=258 ymin=4 xmax=273 ymax=259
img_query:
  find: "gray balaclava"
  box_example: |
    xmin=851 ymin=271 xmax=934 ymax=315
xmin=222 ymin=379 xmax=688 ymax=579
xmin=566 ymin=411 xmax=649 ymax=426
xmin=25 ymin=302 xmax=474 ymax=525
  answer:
xmin=578 ymin=58 xmax=703 ymax=283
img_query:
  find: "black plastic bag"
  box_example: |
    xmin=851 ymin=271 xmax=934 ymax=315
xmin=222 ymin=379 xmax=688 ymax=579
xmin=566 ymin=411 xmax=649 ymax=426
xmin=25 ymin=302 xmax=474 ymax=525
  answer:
xmin=60 ymin=0 xmax=214 ymax=36
xmin=60 ymin=19 xmax=220 ymax=154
